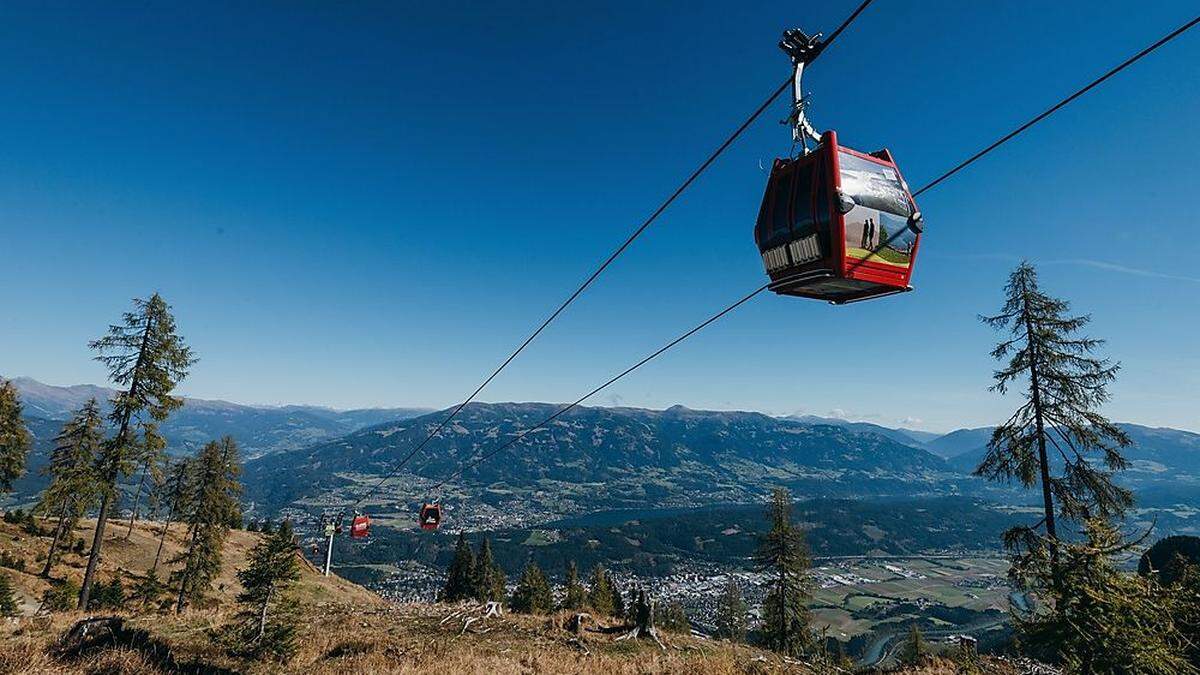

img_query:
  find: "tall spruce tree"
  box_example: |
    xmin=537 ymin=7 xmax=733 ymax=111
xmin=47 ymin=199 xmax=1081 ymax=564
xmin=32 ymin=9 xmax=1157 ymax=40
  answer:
xmin=561 ymin=561 xmax=586 ymax=611
xmin=441 ymin=532 xmax=475 ymax=602
xmin=172 ymin=437 xmax=240 ymax=612
xmin=510 ymin=561 xmax=553 ymax=614
xmin=80 ymin=293 xmax=195 ymax=609
xmin=587 ymin=564 xmax=615 ymax=615
xmin=153 ymin=457 xmax=192 ymax=572
xmin=715 ymin=578 xmax=748 ymax=641
xmin=232 ymin=520 xmax=301 ymax=661
xmin=755 ymin=488 xmax=813 ymax=657
xmin=35 ymin=400 xmax=103 ymax=578
xmin=471 ymin=538 xmax=506 ymax=602
xmin=978 ymin=262 xmax=1131 ymax=570
xmin=0 ymin=379 xmax=31 ymax=494
xmin=124 ymin=421 xmax=167 ymax=538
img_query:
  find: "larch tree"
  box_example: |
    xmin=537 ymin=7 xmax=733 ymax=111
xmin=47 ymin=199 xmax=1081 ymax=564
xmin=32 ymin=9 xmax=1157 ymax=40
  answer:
xmin=471 ymin=538 xmax=506 ymax=603
xmin=153 ymin=457 xmax=193 ymax=572
xmin=0 ymin=378 xmax=31 ymax=495
xmin=35 ymin=399 xmax=104 ymax=578
xmin=561 ymin=561 xmax=586 ymax=611
xmin=441 ymin=532 xmax=475 ymax=602
xmin=715 ymin=577 xmax=748 ymax=641
xmin=755 ymin=487 xmax=813 ymax=657
xmin=172 ymin=436 xmax=241 ymax=613
xmin=80 ymin=293 xmax=196 ymax=609
xmin=232 ymin=520 xmax=301 ymax=661
xmin=978 ymin=262 xmax=1131 ymax=570
xmin=125 ymin=421 xmax=167 ymax=538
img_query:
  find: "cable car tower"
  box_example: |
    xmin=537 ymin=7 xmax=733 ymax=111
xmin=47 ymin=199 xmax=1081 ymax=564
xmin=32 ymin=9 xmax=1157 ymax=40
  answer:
xmin=755 ymin=28 xmax=924 ymax=304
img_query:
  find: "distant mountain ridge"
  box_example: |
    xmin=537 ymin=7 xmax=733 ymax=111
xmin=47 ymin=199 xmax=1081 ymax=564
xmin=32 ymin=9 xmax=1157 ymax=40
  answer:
xmin=243 ymin=402 xmax=959 ymax=515
xmin=4 ymin=376 xmax=429 ymax=459
xmin=785 ymin=415 xmax=942 ymax=451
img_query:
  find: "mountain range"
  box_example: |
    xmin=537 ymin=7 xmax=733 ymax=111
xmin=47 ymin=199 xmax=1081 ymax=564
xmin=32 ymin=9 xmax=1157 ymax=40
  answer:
xmin=6 ymin=379 xmax=1199 ymax=526
xmin=5 ymin=376 xmax=429 ymax=459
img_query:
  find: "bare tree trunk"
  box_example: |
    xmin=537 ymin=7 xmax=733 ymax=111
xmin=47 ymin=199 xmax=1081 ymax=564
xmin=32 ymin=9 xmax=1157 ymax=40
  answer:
xmin=78 ymin=492 xmax=113 ymax=610
xmin=175 ymin=521 xmax=200 ymax=613
xmin=257 ymin=584 xmax=274 ymax=640
xmin=125 ymin=463 xmax=150 ymax=539
xmin=152 ymin=505 xmax=175 ymax=573
xmin=1022 ymin=302 xmax=1059 ymax=552
xmin=41 ymin=511 xmax=69 ymax=578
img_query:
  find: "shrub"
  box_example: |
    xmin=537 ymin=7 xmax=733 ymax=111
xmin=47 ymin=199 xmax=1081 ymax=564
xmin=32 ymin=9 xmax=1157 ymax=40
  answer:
xmin=40 ymin=579 xmax=79 ymax=612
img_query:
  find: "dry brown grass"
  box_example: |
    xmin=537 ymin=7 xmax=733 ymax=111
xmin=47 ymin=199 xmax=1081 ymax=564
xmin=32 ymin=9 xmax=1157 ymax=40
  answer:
xmin=0 ymin=520 xmax=1021 ymax=674
xmin=0 ymin=603 xmax=810 ymax=675
xmin=0 ymin=517 xmax=380 ymax=614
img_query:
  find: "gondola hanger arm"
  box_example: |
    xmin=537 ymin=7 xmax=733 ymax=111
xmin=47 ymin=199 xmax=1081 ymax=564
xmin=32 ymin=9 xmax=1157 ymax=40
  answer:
xmin=779 ymin=28 xmax=824 ymax=151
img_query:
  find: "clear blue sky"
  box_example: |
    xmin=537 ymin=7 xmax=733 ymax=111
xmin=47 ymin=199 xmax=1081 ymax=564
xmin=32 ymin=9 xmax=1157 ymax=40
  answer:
xmin=2 ymin=1 xmax=1197 ymax=432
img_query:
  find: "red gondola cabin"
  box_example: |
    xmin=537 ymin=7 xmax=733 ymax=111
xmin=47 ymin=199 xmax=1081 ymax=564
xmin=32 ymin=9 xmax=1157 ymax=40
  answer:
xmin=754 ymin=130 xmax=922 ymax=304
xmin=419 ymin=503 xmax=442 ymax=531
xmin=350 ymin=514 xmax=370 ymax=538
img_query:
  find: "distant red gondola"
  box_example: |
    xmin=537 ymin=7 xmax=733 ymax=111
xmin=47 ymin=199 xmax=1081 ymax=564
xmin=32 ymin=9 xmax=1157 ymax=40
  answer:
xmin=418 ymin=503 xmax=442 ymax=531
xmin=350 ymin=514 xmax=370 ymax=538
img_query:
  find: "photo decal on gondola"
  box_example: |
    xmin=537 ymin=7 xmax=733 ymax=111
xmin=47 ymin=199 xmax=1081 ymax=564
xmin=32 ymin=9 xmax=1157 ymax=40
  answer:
xmin=839 ymin=151 xmax=916 ymax=268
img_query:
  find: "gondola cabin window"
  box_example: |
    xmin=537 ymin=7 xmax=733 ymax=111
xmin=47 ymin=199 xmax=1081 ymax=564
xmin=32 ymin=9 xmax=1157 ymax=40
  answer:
xmin=838 ymin=150 xmax=916 ymax=269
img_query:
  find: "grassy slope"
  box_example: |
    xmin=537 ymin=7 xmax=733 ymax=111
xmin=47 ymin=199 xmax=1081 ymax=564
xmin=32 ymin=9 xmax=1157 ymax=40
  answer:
xmin=0 ymin=517 xmax=379 ymax=614
xmin=0 ymin=518 xmax=1022 ymax=674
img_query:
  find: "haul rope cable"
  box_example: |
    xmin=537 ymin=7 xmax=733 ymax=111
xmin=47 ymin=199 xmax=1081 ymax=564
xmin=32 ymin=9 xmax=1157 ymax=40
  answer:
xmin=344 ymin=0 xmax=878 ymax=512
xmin=423 ymin=11 xmax=1200 ymax=494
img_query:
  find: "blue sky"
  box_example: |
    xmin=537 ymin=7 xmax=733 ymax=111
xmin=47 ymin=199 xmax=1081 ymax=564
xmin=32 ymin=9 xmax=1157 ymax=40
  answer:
xmin=2 ymin=1 xmax=1197 ymax=432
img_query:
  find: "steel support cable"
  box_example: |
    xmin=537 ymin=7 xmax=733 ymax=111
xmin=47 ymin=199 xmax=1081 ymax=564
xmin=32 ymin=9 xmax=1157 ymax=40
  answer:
xmin=911 ymin=13 xmax=1200 ymax=198
xmin=344 ymin=0 xmax=877 ymax=512
xmin=428 ymin=282 xmax=772 ymax=493
xmin=427 ymin=10 xmax=1200 ymax=496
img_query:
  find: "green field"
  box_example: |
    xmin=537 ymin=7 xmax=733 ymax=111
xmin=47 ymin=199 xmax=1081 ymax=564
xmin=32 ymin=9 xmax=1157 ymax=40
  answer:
xmin=810 ymin=556 xmax=1010 ymax=642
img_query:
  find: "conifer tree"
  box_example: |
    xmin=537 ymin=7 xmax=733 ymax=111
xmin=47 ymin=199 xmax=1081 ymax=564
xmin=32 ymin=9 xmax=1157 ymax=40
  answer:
xmin=715 ymin=578 xmax=748 ymax=641
xmin=978 ymin=262 xmax=1131 ymax=570
xmin=125 ymin=421 xmax=167 ymax=538
xmin=153 ymin=457 xmax=192 ymax=572
xmin=587 ymin=564 xmax=615 ymax=615
xmin=561 ymin=561 xmax=586 ymax=611
xmin=510 ymin=561 xmax=553 ymax=614
xmin=0 ymin=379 xmax=31 ymax=495
xmin=898 ymin=624 xmax=930 ymax=666
xmin=441 ymin=532 xmax=475 ymax=602
xmin=36 ymin=400 xmax=103 ymax=578
xmin=172 ymin=437 xmax=240 ymax=612
xmin=232 ymin=520 xmax=301 ymax=661
xmin=656 ymin=600 xmax=691 ymax=633
xmin=755 ymin=488 xmax=813 ymax=657
xmin=80 ymin=293 xmax=195 ymax=609
xmin=610 ymin=575 xmax=627 ymax=619
xmin=0 ymin=571 xmax=18 ymax=616
xmin=132 ymin=568 xmax=165 ymax=609
xmin=471 ymin=538 xmax=506 ymax=602
xmin=1014 ymin=519 xmax=1195 ymax=674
